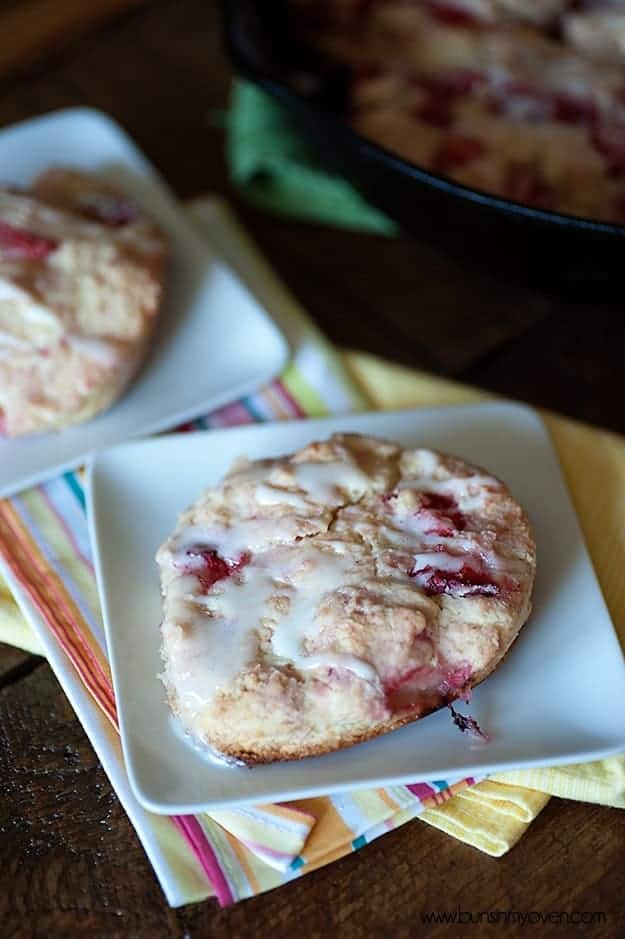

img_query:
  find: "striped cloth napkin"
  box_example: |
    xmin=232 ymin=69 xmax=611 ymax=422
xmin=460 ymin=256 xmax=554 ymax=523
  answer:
xmin=1 ymin=198 xmax=623 ymax=906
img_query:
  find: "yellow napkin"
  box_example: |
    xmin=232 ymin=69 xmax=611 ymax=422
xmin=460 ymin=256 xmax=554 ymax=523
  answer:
xmin=0 ymin=577 xmax=43 ymax=655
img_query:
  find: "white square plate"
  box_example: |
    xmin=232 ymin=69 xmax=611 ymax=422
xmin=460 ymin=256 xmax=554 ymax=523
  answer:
xmin=0 ymin=108 xmax=288 ymax=498
xmin=87 ymin=402 xmax=625 ymax=813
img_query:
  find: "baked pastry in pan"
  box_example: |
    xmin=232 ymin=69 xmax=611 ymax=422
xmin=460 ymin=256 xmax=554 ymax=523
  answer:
xmin=293 ymin=0 xmax=625 ymax=223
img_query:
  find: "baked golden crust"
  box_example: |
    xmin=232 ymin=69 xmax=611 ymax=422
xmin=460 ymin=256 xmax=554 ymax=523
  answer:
xmin=0 ymin=168 xmax=167 ymax=436
xmin=157 ymin=434 xmax=535 ymax=763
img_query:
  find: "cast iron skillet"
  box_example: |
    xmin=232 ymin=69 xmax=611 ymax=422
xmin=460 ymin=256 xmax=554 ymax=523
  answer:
xmin=220 ymin=0 xmax=625 ymax=291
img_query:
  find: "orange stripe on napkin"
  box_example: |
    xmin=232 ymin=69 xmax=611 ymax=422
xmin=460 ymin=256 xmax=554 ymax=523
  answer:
xmin=0 ymin=502 xmax=118 ymax=726
xmin=289 ymin=797 xmax=355 ymax=865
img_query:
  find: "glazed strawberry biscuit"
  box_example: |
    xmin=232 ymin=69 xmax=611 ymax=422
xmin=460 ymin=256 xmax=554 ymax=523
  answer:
xmin=0 ymin=168 xmax=167 ymax=436
xmin=157 ymin=434 xmax=535 ymax=763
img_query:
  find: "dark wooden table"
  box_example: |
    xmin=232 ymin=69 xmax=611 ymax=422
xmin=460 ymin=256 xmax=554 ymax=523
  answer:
xmin=1 ymin=2 xmax=624 ymax=936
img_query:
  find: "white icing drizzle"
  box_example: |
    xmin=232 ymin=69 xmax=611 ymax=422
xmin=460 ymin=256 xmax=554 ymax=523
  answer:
xmin=410 ymin=449 xmax=441 ymax=475
xmin=385 ymin=473 xmax=526 ymax=581
xmin=382 ymin=518 xmax=481 ymax=554
xmin=289 ymin=460 xmax=370 ymax=503
xmin=0 ymin=278 xmax=116 ymax=368
xmin=66 ymin=335 xmax=120 ymax=367
xmin=412 ymin=551 xmax=467 ymax=573
xmin=165 ymin=542 xmax=379 ymax=715
xmin=381 ymin=519 xmax=524 ymax=578
xmin=163 ymin=567 xmax=264 ymax=716
xmin=0 ymin=329 xmax=29 ymax=349
xmin=255 ymin=484 xmax=311 ymax=511
xmin=228 ymin=461 xmax=275 ymax=486
xmin=0 ymin=280 xmax=62 ymax=347
xmin=0 ymin=280 xmax=58 ymax=319
xmin=171 ymin=516 xmax=316 ymax=560
xmin=270 ymin=545 xmax=377 ymax=682
xmin=170 ymin=455 xmax=373 ymax=569
xmin=482 ymin=551 xmax=527 ymax=574
xmin=21 ymin=303 xmax=60 ymax=327
xmin=0 ymin=328 xmax=118 ymax=370
xmin=249 ymin=458 xmax=371 ymax=508
xmin=201 ymin=561 xmax=276 ymax=628
xmin=169 ymin=458 xmax=372 ymax=563
xmin=398 ymin=474 xmax=499 ymax=512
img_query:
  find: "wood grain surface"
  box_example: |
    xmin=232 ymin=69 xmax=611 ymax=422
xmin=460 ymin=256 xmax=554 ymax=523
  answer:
xmin=0 ymin=1 xmax=624 ymax=935
xmin=0 ymin=0 xmax=147 ymax=80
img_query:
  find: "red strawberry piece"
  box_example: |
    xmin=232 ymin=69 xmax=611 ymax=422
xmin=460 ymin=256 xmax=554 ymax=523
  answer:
xmin=383 ymin=664 xmax=438 ymax=713
xmin=420 ymin=69 xmax=486 ymax=96
xmin=439 ymin=664 xmax=473 ymax=698
xmin=414 ymin=70 xmax=486 ymax=126
xmin=184 ymin=548 xmax=229 ymax=591
xmin=415 ymin=93 xmax=454 ymax=127
xmin=420 ymin=493 xmax=453 ymax=511
xmin=178 ymin=546 xmax=250 ymax=592
xmin=553 ymin=92 xmax=598 ymax=125
xmin=0 ymin=221 xmax=57 ymax=260
xmin=440 ymin=69 xmax=486 ymax=94
xmin=420 ymin=492 xmax=466 ymax=530
xmin=384 ymin=660 xmax=473 ymax=713
xmin=591 ymin=121 xmax=625 ymax=174
xmin=433 ymin=135 xmax=486 ymax=171
xmin=424 ymin=0 xmax=484 ymax=27
xmin=413 ymin=563 xmax=499 ymax=597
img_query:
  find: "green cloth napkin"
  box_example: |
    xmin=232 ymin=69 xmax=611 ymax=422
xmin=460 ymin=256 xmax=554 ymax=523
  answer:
xmin=227 ymin=80 xmax=398 ymax=235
